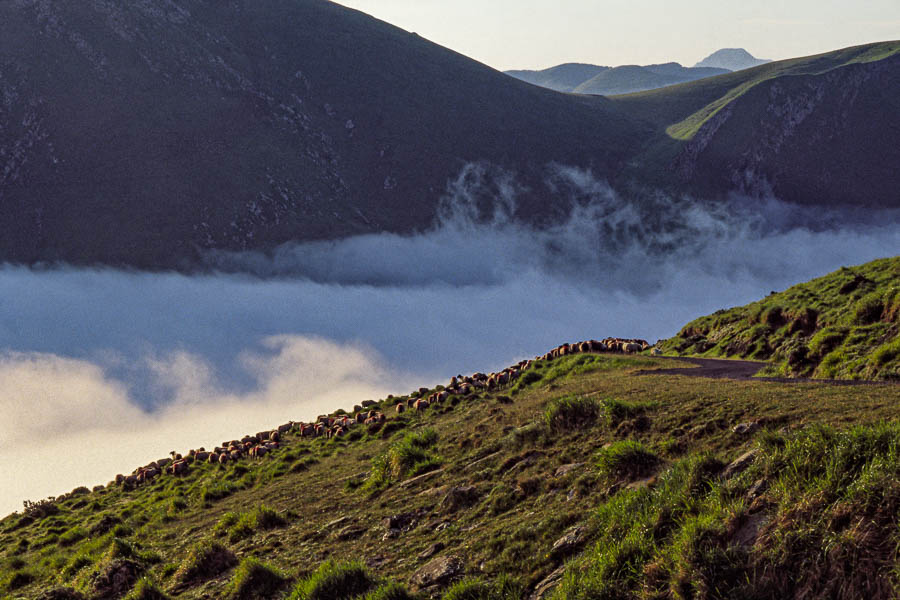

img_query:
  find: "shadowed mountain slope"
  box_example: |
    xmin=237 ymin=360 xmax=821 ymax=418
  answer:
xmin=613 ymin=41 xmax=900 ymax=204
xmin=0 ymin=0 xmax=641 ymax=268
xmin=0 ymin=0 xmax=898 ymax=269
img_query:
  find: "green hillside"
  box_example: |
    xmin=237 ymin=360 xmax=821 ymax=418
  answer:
xmin=3 ymin=339 xmax=900 ymax=599
xmin=659 ymin=257 xmax=900 ymax=380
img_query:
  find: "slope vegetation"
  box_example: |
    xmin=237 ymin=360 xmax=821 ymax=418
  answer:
xmin=2 ymin=339 xmax=900 ymax=599
xmin=659 ymin=257 xmax=900 ymax=380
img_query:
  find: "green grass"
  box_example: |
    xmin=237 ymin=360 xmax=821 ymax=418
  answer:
xmin=4 ymin=343 xmax=900 ymax=599
xmin=364 ymin=428 xmax=442 ymax=491
xmin=225 ymin=557 xmax=288 ymax=600
xmin=289 ymin=560 xmax=374 ymax=600
xmin=544 ymin=395 xmax=601 ymax=431
xmin=660 ymin=257 xmax=900 ymax=379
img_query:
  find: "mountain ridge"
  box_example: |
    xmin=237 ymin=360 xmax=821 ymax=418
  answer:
xmin=0 ymin=0 xmax=898 ymax=270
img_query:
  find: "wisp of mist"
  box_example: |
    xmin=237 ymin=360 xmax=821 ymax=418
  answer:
xmin=1 ymin=165 xmax=898 ymax=516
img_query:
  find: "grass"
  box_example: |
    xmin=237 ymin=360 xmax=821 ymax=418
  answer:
xmin=174 ymin=539 xmax=238 ymax=585
xmin=3 ymin=349 xmax=900 ymax=599
xmin=225 ymin=557 xmax=288 ymax=600
xmin=289 ymin=560 xmax=374 ymax=600
xmin=544 ymin=396 xmax=600 ymax=430
xmin=660 ymin=257 xmax=900 ymax=380
xmin=364 ymin=428 xmax=442 ymax=492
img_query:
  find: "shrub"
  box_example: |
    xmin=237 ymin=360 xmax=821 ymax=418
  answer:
xmin=544 ymin=395 xmax=600 ymax=430
xmin=596 ymin=440 xmax=660 ymax=483
xmin=58 ymin=526 xmax=88 ymax=547
xmin=808 ymin=327 xmax=846 ymax=358
xmin=227 ymin=513 xmax=256 ymax=542
xmin=853 ymin=293 xmax=884 ymax=325
xmin=487 ymin=484 xmax=519 ymax=515
xmin=253 ymin=505 xmax=287 ymax=530
xmin=5 ymin=569 xmax=35 ymax=591
xmin=600 ymin=397 xmax=655 ymax=427
xmin=124 ymin=578 xmax=171 ymax=600
xmin=226 ymin=557 xmax=287 ymax=600
xmin=442 ymin=578 xmax=493 ymax=600
xmin=871 ymin=339 xmax=900 ymax=367
xmin=289 ymin=560 xmax=374 ymax=600
xmin=362 ymin=582 xmax=415 ymax=600
xmin=174 ymin=539 xmax=238 ymax=584
xmin=441 ymin=576 xmax=523 ymax=600
xmin=60 ymin=552 xmax=94 ymax=580
xmin=365 ymin=429 xmax=441 ymax=491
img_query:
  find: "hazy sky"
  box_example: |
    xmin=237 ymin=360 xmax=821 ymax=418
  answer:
xmin=335 ymin=0 xmax=900 ymax=70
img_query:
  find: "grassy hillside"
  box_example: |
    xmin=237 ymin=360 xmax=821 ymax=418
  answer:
xmin=659 ymin=257 xmax=900 ymax=380
xmin=3 ymin=344 xmax=900 ymax=599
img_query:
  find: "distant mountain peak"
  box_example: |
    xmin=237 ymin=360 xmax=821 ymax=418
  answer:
xmin=694 ymin=48 xmax=771 ymax=71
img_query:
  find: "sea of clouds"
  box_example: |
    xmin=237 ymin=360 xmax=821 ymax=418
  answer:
xmin=1 ymin=165 xmax=898 ymax=516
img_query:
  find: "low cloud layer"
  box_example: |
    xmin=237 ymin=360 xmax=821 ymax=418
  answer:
xmin=1 ymin=167 xmax=898 ymax=516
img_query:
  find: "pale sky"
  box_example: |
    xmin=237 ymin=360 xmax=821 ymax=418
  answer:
xmin=334 ymin=0 xmax=900 ymax=71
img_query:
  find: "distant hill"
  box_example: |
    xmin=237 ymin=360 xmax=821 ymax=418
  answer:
xmin=694 ymin=48 xmax=771 ymax=71
xmin=659 ymin=257 xmax=900 ymax=380
xmin=573 ymin=63 xmax=730 ymax=95
xmin=0 ymin=0 xmax=897 ymax=269
xmin=504 ymin=63 xmax=610 ymax=92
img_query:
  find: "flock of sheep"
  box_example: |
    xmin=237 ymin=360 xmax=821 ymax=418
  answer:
xmin=111 ymin=337 xmax=650 ymax=489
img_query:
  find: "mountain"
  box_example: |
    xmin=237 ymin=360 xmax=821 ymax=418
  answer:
xmin=504 ymin=62 xmax=727 ymax=94
xmin=694 ymin=48 xmax=771 ymax=71
xmin=0 ymin=0 xmax=641 ymax=269
xmin=504 ymin=63 xmax=610 ymax=92
xmin=572 ymin=62 xmax=730 ymax=95
xmin=613 ymin=41 xmax=900 ymax=206
xmin=0 ymin=0 xmax=898 ymax=270
xmin=3 ymin=332 xmax=900 ymax=598
xmin=659 ymin=256 xmax=900 ymax=379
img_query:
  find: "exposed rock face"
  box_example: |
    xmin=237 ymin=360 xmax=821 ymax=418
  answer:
xmin=411 ymin=555 xmax=464 ymax=589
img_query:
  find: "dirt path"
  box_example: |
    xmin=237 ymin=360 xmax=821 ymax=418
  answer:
xmin=636 ymin=356 xmax=898 ymax=386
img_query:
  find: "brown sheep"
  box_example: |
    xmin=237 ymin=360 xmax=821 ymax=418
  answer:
xmin=414 ymin=399 xmax=430 ymax=411
xmin=218 ymin=453 xmax=229 ymax=464
xmin=207 ymin=453 xmax=218 ymax=463
xmin=270 ymin=431 xmax=280 ymax=442
xmin=229 ymin=450 xmax=241 ymax=461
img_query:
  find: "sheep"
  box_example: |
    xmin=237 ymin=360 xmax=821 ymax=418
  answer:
xmin=623 ymin=342 xmax=642 ymax=353
xmin=218 ymin=453 xmax=229 ymax=464
xmin=208 ymin=453 xmax=219 ymax=463
xmin=414 ymin=399 xmax=430 ymax=411
xmin=270 ymin=430 xmax=280 ymax=442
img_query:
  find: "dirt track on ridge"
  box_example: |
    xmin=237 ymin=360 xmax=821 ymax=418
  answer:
xmin=636 ymin=356 xmax=898 ymax=386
